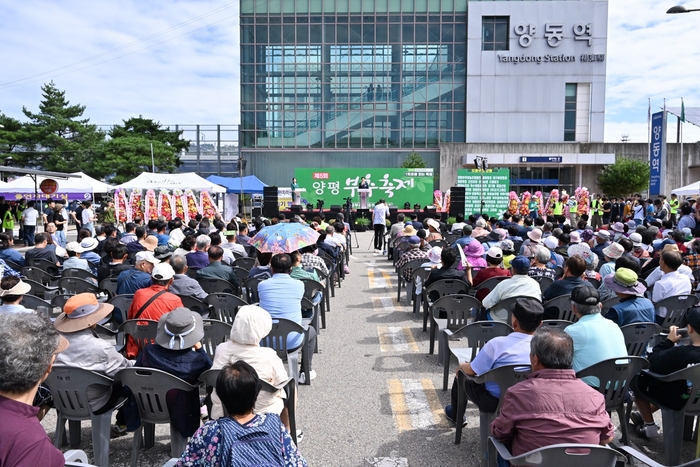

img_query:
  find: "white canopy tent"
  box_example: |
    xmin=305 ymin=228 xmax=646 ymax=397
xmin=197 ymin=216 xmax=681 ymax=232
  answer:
xmin=671 ymin=180 xmax=700 ymax=197
xmin=1 ymin=172 xmax=111 ymax=198
xmin=113 ymin=172 xmax=226 ymax=193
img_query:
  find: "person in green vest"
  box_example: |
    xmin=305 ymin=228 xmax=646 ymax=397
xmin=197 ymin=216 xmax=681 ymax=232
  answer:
xmin=553 ymin=199 xmax=564 ymax=217
xmin=103 ymin=200 xmax=117 ymax=225
xmin=15 ymin=199 xmax=26 ymax=243
xmin=591 ymin=194 xmax=604 ymax=230
xmin=568 ymin=197 xmax=578 ymax=225
xmin=2 ymin=206 xmax=14 ymax=235
xmin=670 ymin=193 xmax=680 ymax=225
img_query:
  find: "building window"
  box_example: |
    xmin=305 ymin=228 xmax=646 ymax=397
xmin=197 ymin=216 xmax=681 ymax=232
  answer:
xmin=482 ymin=16 xmax=509 ymax=51
xmin=564 ymin=83 xmax=577 ymax=142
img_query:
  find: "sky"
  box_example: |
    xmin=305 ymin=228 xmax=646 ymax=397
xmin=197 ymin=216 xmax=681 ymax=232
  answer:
xmin=1 ymin=0 xmax=699 ymax=143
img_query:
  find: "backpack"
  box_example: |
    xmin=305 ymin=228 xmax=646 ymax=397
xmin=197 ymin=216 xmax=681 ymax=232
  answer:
xmin=219 ymin=415 xmax=284 ymax=467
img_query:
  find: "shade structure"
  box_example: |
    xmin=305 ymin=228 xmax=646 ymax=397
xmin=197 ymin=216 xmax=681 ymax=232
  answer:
xmin=249 ymin=222 xmax=320 ymax=254
xmin=671 ymin=180 xmax=700 ymax=197
xmin=0 ymin=172 xmax=112 ymax=201
xmin=113 ymin=172 xmax=225 ymax=193
xmin=206 ymin=175 xmax=268 ymax=194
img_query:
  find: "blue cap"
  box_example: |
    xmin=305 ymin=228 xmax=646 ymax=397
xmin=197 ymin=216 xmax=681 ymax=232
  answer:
xmin=408 ymin=235 xmax=421 ymax=245
xmin=510 ymin=256 xmax=531 ymax=272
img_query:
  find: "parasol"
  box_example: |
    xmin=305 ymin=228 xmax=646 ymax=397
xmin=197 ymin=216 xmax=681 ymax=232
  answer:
xmin=249 ymin=223 xmax=321 ymax=254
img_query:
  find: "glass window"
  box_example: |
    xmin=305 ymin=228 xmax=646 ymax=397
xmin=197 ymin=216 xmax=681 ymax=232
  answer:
xmin=482 ymin=16 xmax=509 ymax=51
xmin=564 ymin=83 xmax=577 ymax=142
xmin=376 ymin=24 xmax=388 ymax=42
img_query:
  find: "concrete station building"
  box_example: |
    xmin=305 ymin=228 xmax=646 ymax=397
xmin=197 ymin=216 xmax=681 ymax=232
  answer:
xmin=236 ymin=0 xmax=689 ymax=196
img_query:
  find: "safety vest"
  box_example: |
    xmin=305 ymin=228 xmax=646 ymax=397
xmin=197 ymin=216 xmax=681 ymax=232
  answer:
xmin=2 ymin=210 xmax=14 ymax=230
xmin=553 ymin=202 xmax=564 ymax=215
xmin=670 ymin=199 xmax=679 ymax=215
xmin=592 ymin=200 xmax=603 ymax=216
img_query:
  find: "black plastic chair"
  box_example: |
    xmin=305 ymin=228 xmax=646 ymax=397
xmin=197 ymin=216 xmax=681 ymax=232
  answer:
xmin=654 ymin=294 xmax=699 ymax=332
xmin=201 ymin=319 xmax=232 ymax=359
xmin=620 ymin=322 xmax=661 ymax=357
xmin=233 ymin=257 xmax=255 ymax=270
xmin=99 ymin=277 xmax=119 ymax=298
xmin=396 ymin=258 xmax=427 ymax=305
xmin=177 ymin=295 xmax=210 ymax=318
xmin=231 ymin=267 xmax=250 ymax=291
xmin=422 ymin=279 xmax=470 ymax=332
xmin=586 ymin=277 xmax=601 ymax=288
xmin=21 ymin=266 xmax=60 ymax=287
xmin=62 ymin=268 xmax=97 ymax=282
xmin=429 ymin=294 xmax=481 ymax=357
xmin=205 ymin=292 xmax=248 ymax=324
xmin=543 ymin=294 xmax=577 ymax=322
xmin=244 ymin=277 xmax=265 ymax=304
xmin=260 ymin=318 xmax=309 ymax=385
xmin=59 ymin=277 xmax=102 ymax=296
xmin=19 ymin=294 xmax=53 ymax=312
xmin=118 ymin=319 xmax=158 ymax=355
xmin=23 ymin=278 xmax=60 ymax=301
xmin=301 ymin=278 xmax=326 ymax=329
xmin=532 ymin=275 xmax=554 ymax=295
xmin=199 ymin=277 xmax=238 ymax=296
xmin=26 ymin=257 xmax=61 ymax=276
xmin=540 ymin=319 xmax=574 ymax=331
xmin=51 ymin=293 xmax=74 ymax=310
xmin=472 ymin=276 xmax=509 ymax=298
xmin=600 ymin=296 xmax=621 ymax=316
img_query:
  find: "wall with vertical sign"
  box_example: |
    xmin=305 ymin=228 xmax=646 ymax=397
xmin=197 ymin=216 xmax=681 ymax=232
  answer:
xmin=649 ymin=111 xmax=666 ymax=196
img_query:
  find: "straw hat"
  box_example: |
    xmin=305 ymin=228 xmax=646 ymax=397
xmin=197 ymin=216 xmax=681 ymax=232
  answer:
xmin=140 ymin=236 xmax=158 ymax=252
xmin=54 ymin=293 xmax=114 ymax=333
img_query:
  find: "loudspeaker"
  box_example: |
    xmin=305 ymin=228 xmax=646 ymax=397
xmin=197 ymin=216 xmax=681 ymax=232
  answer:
xmin=389 ymin=206 xmax=398 ymax=217
xmin=330 ymin=205 xmax=342 ymax=213
xmin=291 ymin=204 xmax=303 ymax=213
xmin=263 ymin=202 xmax=279 ymax=218
xmin=424 ymin=206 xmax=437 ymax=213
xmin=252 ymin=207 xmax=262 ymax=217
xmin=263 ymin=187 xmax=278 ymax=196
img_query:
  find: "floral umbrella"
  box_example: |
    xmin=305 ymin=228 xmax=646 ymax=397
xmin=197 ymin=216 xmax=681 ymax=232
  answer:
xmin=249 ymin=223 xmax=320 ymax=254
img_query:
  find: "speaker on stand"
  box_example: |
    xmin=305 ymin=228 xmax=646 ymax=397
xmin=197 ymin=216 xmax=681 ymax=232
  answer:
xmin=450 ymin=186 xmax=466 ymax=217
xmin=263 ymin=187 xmax=279 ymax=218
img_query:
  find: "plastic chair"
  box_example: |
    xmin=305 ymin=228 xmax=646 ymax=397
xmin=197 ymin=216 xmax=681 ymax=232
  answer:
xmin=543 ymin=294 xmax=577 ymax=322
xmin=199 ymin=277 xmax=238 ymax=295
xmin=4 ymin=259 xmax=23 ymax=271
xmin=46 ymin=366 xmax=124 ymax=467
xmin=620 ymin=322 xmax=661 ymax=357
xmin=600 ymin=296 xmax=621 ymax=316
xmin=233 ymin=257 xmax=255 ymax=270
xmin=429 ymin=294 xmax=481 ymax=356
xmin=575 ymin=356 xmax=649 ymax=445
xmin=442 ymin=321 xmax=512 ymax=390
xmin=99 ymin=277 xmax=119 ymax=298
xmin=587 ymin=277 xmax=601 ymax=288
xmin=302 ymin=278 xmax=326 ymax=329
xmin=199 ymin=369 xmax=298 ymax=446
xmin=486 ymin=296 xmax=524 ymax=324
xmin=231 ymin=267 xmax=249 ymax=291
xmin=260 ymin=318 xmax=309 ymax=385
xmin=115 ymin=368 xmax=198 ymax=467
xmin=423 ymin=279 xmax=470 ymax=332
xmin=540 ymin=319 xmax=574 ymax=331
xmin=205 ymin=292 xmax=248 ymax=324
xmin=554 ymin=266 xmax=565 ymax=279
xmin=64 ymin=449 xmax=96 ymax=467
xmin=201 ymin=319 xmax=232 ymax=359
xmin=23 ymin=278 xmax=60 ymax=301
xmin=244 ymin=277 xmax=264 ymax=304
xmin=532 ymin=275 xmax=554 ymax=295
xmin=632 ymin=365 xmax=700 ymax=466
xmin=429 ymin=239 xmax=448 ymax=248
xmin=118 ymin=319 xmax=159 ymax=355
xmin=619 ymin=445 xmax=700 ymax=467
xmin=488 ymin=437 xmax=622 ymax=467
xmin=456 ymin=364 xmax=532 ymax=467
xmin=19 ymin=294 xmax=52 ymax=311
xmin=177 ymin=295 xmax=210 ymax=318
xmin=472 ymin=276 xmax=510 ymax=298
xmin=59 ymin=277 xmax=102 ymax=296
xmin=51 ymin=293 xmax=74 ymax=309
xmin=411 ymin=266 xmax=432 ymax=315
xmin=313 ymin=266 xmax=332 ymax=312
xmin=21 ymin=266 xmax=60 ymax=287
xmin=26 ymin=257 xmax=61 ymax=276
xmin=62 ymin=268 xmax=97 ymax=282
xmin=654 ymin=294 xmax=699 ymax=332
xmin=397 ymin=258 xmax=426 ymax=305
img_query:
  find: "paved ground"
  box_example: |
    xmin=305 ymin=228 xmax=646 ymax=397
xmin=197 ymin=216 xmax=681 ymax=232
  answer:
xmin=40 ymin=230 xmax=695 ymax=466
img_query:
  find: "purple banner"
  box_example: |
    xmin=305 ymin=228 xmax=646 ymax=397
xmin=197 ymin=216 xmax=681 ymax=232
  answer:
xmin=0 ymin=192 xmax=93 ymax=202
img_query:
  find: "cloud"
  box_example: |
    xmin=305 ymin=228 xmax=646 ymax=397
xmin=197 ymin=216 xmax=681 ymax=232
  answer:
xmin=1 ymin=0 xmax=699 ymax=145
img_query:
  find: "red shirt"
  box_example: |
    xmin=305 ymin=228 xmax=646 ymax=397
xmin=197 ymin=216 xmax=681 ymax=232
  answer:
xmin=126 ymin=285 xmax=183 ymax=358
xmin=472 ymin=267 xmax=511 ymax=301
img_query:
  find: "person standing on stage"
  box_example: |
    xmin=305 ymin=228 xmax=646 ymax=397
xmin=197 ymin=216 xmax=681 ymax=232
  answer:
xmin=373 ymin=199 xmax=389 ymax=255
xmin=359 ymin=177 xmax=370 ymax=209
xmin=359 ymin=177 xmax=369 ymax=190
xmin=291 ymin=178 xmax=299 ymax=205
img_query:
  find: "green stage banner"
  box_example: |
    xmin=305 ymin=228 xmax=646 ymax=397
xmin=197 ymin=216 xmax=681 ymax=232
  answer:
xmin=457 ymin=168 xmax=510 ymax=217
xmin=294 ymin=168 xmax=434 ymax=209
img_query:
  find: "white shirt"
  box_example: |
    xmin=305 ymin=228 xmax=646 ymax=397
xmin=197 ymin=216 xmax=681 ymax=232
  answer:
xmin=373 ymin=203 xmax=389 ymax=225
xmin=451 ymin=222 xmax=467 ymax=232
xmin=652 ymin=270 xmax=693 ymax=317
xmin=221 ymin=247 xmax=235 ymax=266
xmin=646 ymin=265 xmax=694 ymax=288
xmin=324 ymin=235 xmax=341 ymax=249
xmin=82 ymin=207 xmax=94 ymax=224
xmin=222 ymin=241 xmax=248 ymax=257
xmin=21 ymin=207 xmax=38 ymax=226
xmin=482 ymin=274 xmax=542 ymax=322
xmin=169 ymin=228 xmax=185 ymax=248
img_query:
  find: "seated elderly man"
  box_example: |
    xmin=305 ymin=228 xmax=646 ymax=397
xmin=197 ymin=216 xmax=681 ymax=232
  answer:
xmin=169 ymin=254 xmax=208 ymax=301
xmin=195 ymin=245 xmax=240 ymax=292
xmin=25 ymin=232 xmax=60 ymax=267
xmin=602 ymin=268 xmax=655 ymax=326
xmin=491 ymin=327 xmax=614 ymax=456
xmin=97 ymin=244 xmax=132 ymax=284
xmin=0 ymin=313 xmax=68 ymax=467
xmin=258 ymin=253 xmax=317 ymax=384
xmin=424 ymin=247 xmax=471 ymax=301
xmin=650 ymin=250 xmax=692 ymax=325
xmin=444 ymin=298 xmax=543 ymax=426
xmin=63 ymin=241 xmax=96 ymax=276
xmin=117 ymin=251 xmax=159 ymax=295
xmin=482 ymin=256 xmax=541 ymax=322
xmin=396 ymin=236 xmax=429 ymax=283
xmin=186 ymin=234 xmax=211 ymax=270
xmin=542 ymin=255 xmax=595 ymax=320
xmin=565 ymin=286 xmax=627 ymax=375
xmin=631 ymin=307 xmax=700 ymax=439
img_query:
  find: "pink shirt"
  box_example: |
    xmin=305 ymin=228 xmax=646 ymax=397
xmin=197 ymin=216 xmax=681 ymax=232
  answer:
xmin=491 ymin=369 xmax=614 ymax=456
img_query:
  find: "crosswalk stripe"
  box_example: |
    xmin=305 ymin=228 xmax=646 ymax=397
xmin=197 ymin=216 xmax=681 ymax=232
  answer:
xmin=377 ymin=326 xmax=419 ymax=353
xmin=421 ymin=379 xmax=449 ymax=429
xmin=388 ymin=379 xmax=445 ymax=431
xmin=372 ymin=296 xmax=396 ymax=312
xmin=388 ymin=379 xmax=412 ymax=432
xmin=368 ymin=268 xmax=392 ymax=289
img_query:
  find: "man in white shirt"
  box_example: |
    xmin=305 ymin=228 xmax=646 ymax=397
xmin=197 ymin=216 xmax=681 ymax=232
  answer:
xmin=324 ymin=226 xmax=343 ymax=250
xmin=168 ymin=219 xmax=186 ymax=249
xmin=81 ymin=201 xmax=95 ymax=235
xmin=652 ymin=250 xmax=692 ymax=325
xmin=20 ymin=201 xmax=39 ymax=246
xmin=372 ymin=198 xmax=389 ymax=254
xmin=482 ymin=256 xmax=542 ymax=323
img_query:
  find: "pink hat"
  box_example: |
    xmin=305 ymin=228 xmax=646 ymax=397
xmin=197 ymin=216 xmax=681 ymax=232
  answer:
xmin=527 ymin=228 xmax=543 ymax=243
xmin=569 ymin=232 xmax=581 ymax=244
xmin=466 ymin=239 xmax=484 ymax=257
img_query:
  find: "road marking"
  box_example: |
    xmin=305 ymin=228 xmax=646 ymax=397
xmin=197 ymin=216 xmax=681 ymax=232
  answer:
xmin=366 ymin=458 xmax=409 ymax=467
xmin=388 ymin=379 xmax=448 ymax=431
xmin=378 ymin=327 xmax=419 ymax=353
xmin=368 ymin=268 xmax=391 ymax=289
xmin=372 ymin=296 xmax=396 ymax=312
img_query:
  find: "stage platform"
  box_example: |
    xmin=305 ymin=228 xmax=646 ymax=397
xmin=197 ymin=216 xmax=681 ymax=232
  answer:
xmin=278 ymin=208 xmax=445 ymax=225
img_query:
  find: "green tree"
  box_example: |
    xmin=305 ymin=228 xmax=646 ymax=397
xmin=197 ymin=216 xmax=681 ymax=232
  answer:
xmin=400 ymin=151 xmax=427 ymax=168
xmin=0 ymin=113 xmax=26 ymax=155
xmin=97 ymin=117 xmax=188 ymax=183
xmin=597 ymin=157 xmax=650 ymax=198
xmin=20 ymin=81 xmax=105 ymax=173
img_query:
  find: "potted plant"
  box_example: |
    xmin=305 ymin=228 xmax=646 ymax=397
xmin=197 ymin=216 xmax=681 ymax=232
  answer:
xmin=354 ymin=217 xmax=370 ymax=232
xmin=447 ymin=216 xmax=456 ymax=231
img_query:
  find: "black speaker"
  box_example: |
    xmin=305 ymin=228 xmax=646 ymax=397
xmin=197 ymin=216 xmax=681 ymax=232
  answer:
xmin=424 ymin=206 xmax=437 ymax=213
xmin=263 ymin=202 xmax=279 ymax=218
xmin=263 ymin=187 xmax=278 ymax=196
xmin=252 ymin=207 xmax=262 ymax=217
xmin=330 ymin=205 xmax=342 ymax=213
xmin=291 ymin=204 xmax=303 ymax=213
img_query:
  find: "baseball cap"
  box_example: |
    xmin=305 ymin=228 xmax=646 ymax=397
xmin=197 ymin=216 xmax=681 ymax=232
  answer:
xmin=408 ymin=235 xmax=421 ymax=245
xmin=510 ymin=256 xmax=531 ymax=272
xmin=571 ymin=285 xmax=600 ymax=306
xmin=151 ymin=263 xmax=175 ymax=280
xmin=135 ymin=251 xmax=160 ymax=265
xmin=487 ymin=246 xmax=503 ymax=260
xmin=685 ymin=307 xmax=700 ymax=331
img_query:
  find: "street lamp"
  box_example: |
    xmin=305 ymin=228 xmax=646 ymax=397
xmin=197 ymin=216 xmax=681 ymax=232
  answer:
xmin=667 ymin=5 xmax=700 ymax=13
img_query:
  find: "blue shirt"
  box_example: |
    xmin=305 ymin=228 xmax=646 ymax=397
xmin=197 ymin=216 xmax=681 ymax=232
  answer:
xmin=116 ymin=269 xmax=152 ymax=295
xmin=452 ymin=236 xmax=474 ymax=250
xmin=469 ymin=332 xmax=532 ymax=398
xmin=0 ymin=304 xmax=31 ymax=314
xmin=678 ymin=215 xmax=696 ymax=231
xmin=565 ymin=313 xmax=627 ymax=374
xmin=258 ymin=274 xmax=304 ymax=348
xmin=605 ymin=296 xmax=656 ymax=327
xmin=0 ymin=249 xmax=25 ymax=267
xmin=156 ymin=233 xmax=170 ymax=246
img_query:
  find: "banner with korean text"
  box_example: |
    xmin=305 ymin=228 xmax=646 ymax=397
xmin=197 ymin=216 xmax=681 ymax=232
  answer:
xmin=649 ymin=111 xmax=666 ymax=196
xmin=293 ymin=168 xmax=434 ymax=209
xmin=457 ymin=168 xmax=511 ymax=217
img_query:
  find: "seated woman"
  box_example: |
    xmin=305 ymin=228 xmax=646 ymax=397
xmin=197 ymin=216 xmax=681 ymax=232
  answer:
xmin=0 ymin=233 xmax=25 ymax=267
xmin=210 ymin=305 xmax=290 ymax=428
xmin=0 ymin=277 xmax=33 ymax=314
xmin=176 ymin=361 xmax=307 ymax=467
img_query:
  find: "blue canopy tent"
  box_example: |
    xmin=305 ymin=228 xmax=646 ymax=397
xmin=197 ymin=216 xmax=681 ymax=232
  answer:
xmin=206 ymin=175 xmax=268 ymax=194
